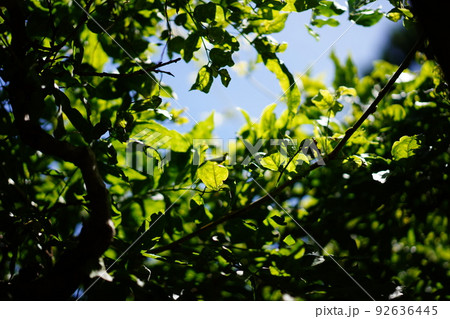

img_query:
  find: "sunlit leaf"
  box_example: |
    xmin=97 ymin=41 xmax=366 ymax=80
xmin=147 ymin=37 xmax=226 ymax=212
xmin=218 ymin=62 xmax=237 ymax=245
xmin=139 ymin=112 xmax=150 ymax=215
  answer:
xmin=132 ymin=121 xmax=191 ymax=152
xmin=257 ymin=103 xmax=277 ymax=138
xmin=386 ymin=8 xmax=403 ymax=22
xmin=283 ymin=0 xmax=320 ymax=12
xmin=256 ymin=12 xmax=288 ymax=34
xmin=81 ymin=30 xmax=109 ymax=70
xmin=191 ymin=66 xmax=213 ymax=93
xmin=197 ymin=161 xmax=229 ymax=191
xmin=312 ymin=89 xmax=335 ymax=109
xmin=283 ymin=234 xmax=296 ymax=246
xmin=391 ymin=135 xmax=421 ymax=160
xmin=261 ymin=153 xmax=284 ymax=171
xmin=312 ymin=18 xmax=340 ymax=28
xmin=336 ymin=86 xmax=357 ymax=97
xmin=350 ymin=9 xmax=383 ymax=26
xmin=265 ymin=59 xmax=301 ymax=115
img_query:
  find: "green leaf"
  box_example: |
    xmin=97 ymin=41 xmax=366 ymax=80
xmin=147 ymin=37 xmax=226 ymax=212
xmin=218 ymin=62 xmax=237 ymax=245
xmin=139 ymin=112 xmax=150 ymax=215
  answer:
xmin=257 ymin=103 xmax=277 ymax=138
xmin=239 ymin=107 xmax=253 ymax=127
xmin=381 ymin=104 xmax=406 ymax=121
xmin=256 ymin=12 xmax=289 ymax=34
xmin=191 ymin=66 xmax=213 ymax=93
xmin=206 ymin=27 xmax=225 ymax=44
xmin=194 ymin=3 xmax=216 ymax=22
xmin=141 ymin=212 xmax=166 ymax=250
xmin=336 ymin=86 xmax=357 ymax=97
xmin=189 ymin=112 xmax=215 ymax=139
xmin=314 ymin=1 xmax=346 ymax=17
xmin=386 ymin=8 xmax=403 ymax=22
xmin=81 ymin=30 xmax=109 ymax=70
xmin=330 ymin=51 xmax=358 ymax=88
xmin=219 ymin=69 xmax=231 ymax=87
xmin=260 ymin=153 xmax=284 ymax=171
xmin=220 ymin=31 xmax=240 ymax=51
xmin=132 ymin=121 xmax=191 ymax=152
xmin=391 ymin=135 xmax=421 ymax=161
xmin=305 ymin=24 xmax=320 ymax=40
xmin=398 ymin=7 xmax=414 ymax=19
xmin=311 ymin=18 xmax=340 ymax=28
xmin=343 ymin=155 xmax=367 ymax=170
xmin=243 ymin=220 xmax=258 ymax=231
xmin=283 ymin=0 xmax=320 ymax=12
xmin=350 ymin=9 xmax=383 ymax=27
xmin=174 ymin=13 xmax=187 ymax=26
xmin=210 ymin=48 xmax=234 ymax=67
xmin=168 ymin=36 xmax=185 ymax=54
xmin=54 ymin=89 xmax=93 ymax=141
xmin=190 ymin=195 xmax=212 ymax=223
xmin=269 ymin=266 xmax=280 ymax=276
xmin=197 ymin=161 xmax=229 ymax=191
xmin=293 ymin=151 xmax=310 ymax=167
xmin=312 ymin=89 xmax=335 ymax=109
xmin=311 ymin=87 xmax=352 ymax=116
xmin=283 ymin=234 xmax=296 ymax=246
xmin=86 ymin=6 xmax=111 ymax=34
xmin=131 ymin=96 xmax=162 ymax=112
xmin=265 ymin=59 xmax=301 ymax=115
xmin=253 ymin=37 xmax=300 ymax=115
xmin=348 ymin=0 xmax=377 ymax=11
xmin=183 ymin=32 xmax=200 ymax=62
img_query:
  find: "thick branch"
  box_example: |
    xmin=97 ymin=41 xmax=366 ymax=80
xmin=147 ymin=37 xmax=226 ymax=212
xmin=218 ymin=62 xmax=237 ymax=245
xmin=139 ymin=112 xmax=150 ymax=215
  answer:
xmin=3 ymin=0 xmax=114 ymax=300
xmin=149 ymin=35 xmax=424 ymax=255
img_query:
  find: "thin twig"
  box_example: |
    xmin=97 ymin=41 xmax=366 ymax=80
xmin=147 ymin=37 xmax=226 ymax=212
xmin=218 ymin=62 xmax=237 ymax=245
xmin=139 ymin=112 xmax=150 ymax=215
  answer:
xmin=327 ymin=33 xmax=424 ymax=161
xmin=159 ymin=0 xmax=172 ymax=62
xmin=75 ymin=57 xmax=181 ymax=78
xmin=148 ymin=186 xmax=224 ymax=194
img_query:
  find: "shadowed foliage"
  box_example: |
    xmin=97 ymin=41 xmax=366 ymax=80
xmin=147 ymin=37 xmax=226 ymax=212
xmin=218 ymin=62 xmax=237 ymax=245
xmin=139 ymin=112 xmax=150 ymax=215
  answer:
xmin=0 ymin=0 xmax=449 ymax=300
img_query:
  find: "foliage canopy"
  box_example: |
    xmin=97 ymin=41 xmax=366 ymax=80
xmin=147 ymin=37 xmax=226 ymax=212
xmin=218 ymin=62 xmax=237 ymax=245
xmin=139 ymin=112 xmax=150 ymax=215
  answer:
xmin=0 ymin=0 xmax=449 ymax=300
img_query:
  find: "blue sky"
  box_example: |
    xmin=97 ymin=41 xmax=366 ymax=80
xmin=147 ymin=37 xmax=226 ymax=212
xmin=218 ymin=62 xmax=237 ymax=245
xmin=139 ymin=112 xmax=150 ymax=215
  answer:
xmin=156 ymin=0 xmax=398 ymax=139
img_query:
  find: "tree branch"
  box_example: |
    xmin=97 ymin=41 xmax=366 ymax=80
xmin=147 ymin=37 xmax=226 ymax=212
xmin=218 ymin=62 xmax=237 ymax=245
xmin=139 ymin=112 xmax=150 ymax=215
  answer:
xmin=327 ymin=34 xmax=424 ymax=161
xmin=2 ymin=0 xmax=114 ymax=300
xmin=74 ymin=58 xmax=182 ymax=78
xmin=149 ymin=34 xmax=425 ymax=255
